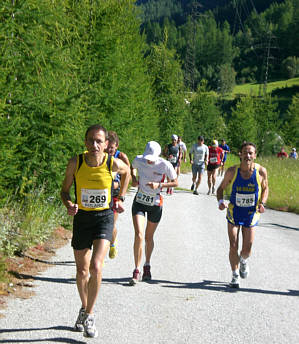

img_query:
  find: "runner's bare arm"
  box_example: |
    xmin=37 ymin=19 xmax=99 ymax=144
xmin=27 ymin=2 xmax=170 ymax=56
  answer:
xmin=189 ymin=150 xmax=193 ymax=164
xmin=130 ymin=167 xmax=138 ymax=187
xmin=258 ymin=166 xmax=269 ymax=213
xmin=112 ymin=158 xmax=130 ymax=197
xmin=147 ymin=177 xmax=178 ymax=190
xmin=163 ymin=144 xmax=170 ymax=158
xmin=118 ymin=151 xmax=130 ymax=167
xmin=217 ymin=166 xmax=236 ymax=210
xmin=61 ymin=156 xmax=78 ymax=216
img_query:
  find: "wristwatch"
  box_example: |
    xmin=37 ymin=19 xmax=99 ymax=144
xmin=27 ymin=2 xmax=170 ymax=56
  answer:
xmin=118 ymin=196 xmax=125 ymax=202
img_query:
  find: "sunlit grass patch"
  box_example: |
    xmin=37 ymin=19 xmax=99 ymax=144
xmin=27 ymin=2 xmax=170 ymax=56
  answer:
xmin=257 ymin=157 xmax=299 ymax=214
xmin=232 ymin=77 xmax=299 ymax=96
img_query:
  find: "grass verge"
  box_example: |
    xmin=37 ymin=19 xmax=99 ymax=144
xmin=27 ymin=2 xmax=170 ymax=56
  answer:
xmin=0 ymin=188 xmax=72 ymax=305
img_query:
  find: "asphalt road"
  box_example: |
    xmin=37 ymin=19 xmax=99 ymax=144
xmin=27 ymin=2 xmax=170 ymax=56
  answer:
xmin=1 ymin=172 xmax=298 ymax=344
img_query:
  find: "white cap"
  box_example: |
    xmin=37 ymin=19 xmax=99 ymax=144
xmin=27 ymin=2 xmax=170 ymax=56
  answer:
xmin=171 ymin=134 xmax=178 ymax=140
xmin=292 ymin=148 xmax=296 ymax=151
xmin=212 ymin=139 xmax=218 ymax=147
xmin=142 ymin=141 xmax=161 ymax=161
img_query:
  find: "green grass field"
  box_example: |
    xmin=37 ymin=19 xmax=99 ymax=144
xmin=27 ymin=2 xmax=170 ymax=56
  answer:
xmin=232 ymin=77 xmax=299 ymax=97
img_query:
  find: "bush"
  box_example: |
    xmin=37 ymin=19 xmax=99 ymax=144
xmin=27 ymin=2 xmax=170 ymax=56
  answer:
xmin=281 ymin=57 xmax=299 ymax=79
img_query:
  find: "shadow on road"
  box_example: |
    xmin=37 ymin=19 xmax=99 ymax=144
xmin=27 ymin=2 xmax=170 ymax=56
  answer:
xmin=156 ymin=279 xmax=299 ymax=296
xmin=102 ymin=277 xmax=133 ymax=286
xmin=103 ymin=277 xmax=299 ymax=296
xmin=259 ymin=222 xmax=299 ymax=231
xmin=0 ymin=326 xmax=86 ymax=343
xmin=8 ymin=273 xmax=76 ymax=285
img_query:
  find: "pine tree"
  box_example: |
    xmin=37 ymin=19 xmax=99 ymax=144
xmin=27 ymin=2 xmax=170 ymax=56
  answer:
xmin=147 ymin=33 xmax=188 ymax=145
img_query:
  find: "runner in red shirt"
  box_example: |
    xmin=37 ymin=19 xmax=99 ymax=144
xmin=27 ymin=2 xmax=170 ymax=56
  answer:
xmin=207 ymin=140 xmax=223 ymax=195
xmin=277 ymin=147 xmax=288 ymax=159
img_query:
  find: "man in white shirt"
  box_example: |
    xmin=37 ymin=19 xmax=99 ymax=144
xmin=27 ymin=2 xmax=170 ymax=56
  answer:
xmin=189 ymin=136 xmax=209 ymax=195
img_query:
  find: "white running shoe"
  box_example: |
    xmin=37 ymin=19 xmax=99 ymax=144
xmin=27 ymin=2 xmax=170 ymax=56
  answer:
xmin=74 ymin=307 xmax=85 ymax=332
xmin=229 ymin=274 xmax=240 ymax=288
xmin=83 ymin=314 xmax=98 ymax=338
xmin=239 ymin=260 xmax=249 ymax=279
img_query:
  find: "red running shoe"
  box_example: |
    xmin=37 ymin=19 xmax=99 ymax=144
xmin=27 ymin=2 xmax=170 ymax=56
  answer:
xmin=129 ymin=269 xmax=140 ymax=286
xmin=142 ymin=265 xmax=152 ymax=281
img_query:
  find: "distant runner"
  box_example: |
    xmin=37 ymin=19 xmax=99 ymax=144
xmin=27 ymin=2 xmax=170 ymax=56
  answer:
xmin=129 ymin=141 xmax=178 ymax=285
xmin=105 ymin=131 xmax=130 ymax=259
xmin=218 ymin=139 xmax=230 ymax=176
xmin=163 ymin=134 xmax=181 ymax=195
xmin=177 ymin=136 xmax=187 ymax=177
xmin=217 ymin=142 xmax=269 ymax=288
xmin=189 ymin=136 xmax=209 ymax=195
xmin=61 ymin=124 xmax=130 ymax=338
xmin=277 ymin=147 xmax=288 ymax=159
xmin=289 ymin=148 xmax=297 ymax=159
xmin=207 ymin=140 xmax=223 ymax=195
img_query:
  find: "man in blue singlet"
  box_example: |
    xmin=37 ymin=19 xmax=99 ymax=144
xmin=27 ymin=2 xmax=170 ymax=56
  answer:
xmin=218 ymin=139 xmax=230 ymax=176
xmin=216 ymin=142 xmax=269 ymax=288
xmin=105 ymin=131 xmax=130 ymax=259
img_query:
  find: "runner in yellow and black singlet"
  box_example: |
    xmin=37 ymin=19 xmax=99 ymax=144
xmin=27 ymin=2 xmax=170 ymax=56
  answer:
xmin=61 ymin=124 xmax=130 ymax=338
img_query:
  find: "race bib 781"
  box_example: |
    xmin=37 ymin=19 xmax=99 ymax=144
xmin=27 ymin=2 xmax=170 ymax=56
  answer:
xmin=136 ymin=191 xmax=155 ymax=206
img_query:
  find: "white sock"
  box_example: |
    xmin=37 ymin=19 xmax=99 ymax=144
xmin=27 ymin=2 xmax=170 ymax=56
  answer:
xmin=232 ymin=270 xmax=239 ymax=276
xmin=240 ymin=256 xmax=248 ymax=264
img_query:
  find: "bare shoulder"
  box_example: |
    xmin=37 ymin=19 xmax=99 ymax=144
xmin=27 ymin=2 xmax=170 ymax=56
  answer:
xmin=258 ymin=165 xmax=268 ymax=179
xmin=112 ymin=156 xmax=129 ymax=172
xmin=118 ymin=151 xmax=130 ymax=166
xmin=66 ymin=156 xmax=77 ymax=170
xmin=226 ymin=165 xmax=237 ymax=178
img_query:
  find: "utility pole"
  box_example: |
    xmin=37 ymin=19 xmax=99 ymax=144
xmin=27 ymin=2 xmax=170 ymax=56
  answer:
xmin=184 ymin=2 xmax=201 ymax=91
xmin=263 ymin=30 xmax=272 ymax=96
xmin=258 ymin=29 xmax=275 ymax=97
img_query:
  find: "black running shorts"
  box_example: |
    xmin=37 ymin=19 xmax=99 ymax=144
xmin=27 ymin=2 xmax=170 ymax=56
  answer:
xmin=131 ymin=199 xmax=162 ymax=223
xmin=207 ymin=163 xmax=220 ymax=171
xmin=72 ymin=209 xmax=114 ymax=250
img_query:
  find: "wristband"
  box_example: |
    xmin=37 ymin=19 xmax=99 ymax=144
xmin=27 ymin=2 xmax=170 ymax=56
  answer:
xmin=218 ymin=199 xmax=224 ymax=207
